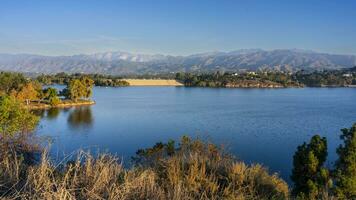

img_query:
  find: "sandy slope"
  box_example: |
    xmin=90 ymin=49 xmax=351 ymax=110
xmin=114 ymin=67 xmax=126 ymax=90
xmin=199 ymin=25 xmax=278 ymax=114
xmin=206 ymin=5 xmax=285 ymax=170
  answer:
xmin=124 ymin=79 xmax=183 ymax=86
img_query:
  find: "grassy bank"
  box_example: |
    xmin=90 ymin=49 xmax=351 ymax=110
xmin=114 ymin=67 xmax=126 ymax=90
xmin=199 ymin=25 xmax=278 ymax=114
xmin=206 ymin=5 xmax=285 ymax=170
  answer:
xmin=0 ymin=137 xmax=288 ymax=200
xmin=25 ymin=99 xmax=95 ymax=110
xmin=124 ymin=79 xmax=183 ymax=86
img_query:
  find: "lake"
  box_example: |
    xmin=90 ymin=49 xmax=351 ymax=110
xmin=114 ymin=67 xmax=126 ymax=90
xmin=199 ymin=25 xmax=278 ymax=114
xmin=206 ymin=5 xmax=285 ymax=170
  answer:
xmin=35 ymin=86 xmax=356 ymax=183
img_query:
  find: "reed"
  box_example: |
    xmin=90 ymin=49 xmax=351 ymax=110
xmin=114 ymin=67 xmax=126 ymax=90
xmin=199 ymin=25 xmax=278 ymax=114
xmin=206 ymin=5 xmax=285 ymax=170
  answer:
xmin=0 ymin=137 xmax=289 ymax=200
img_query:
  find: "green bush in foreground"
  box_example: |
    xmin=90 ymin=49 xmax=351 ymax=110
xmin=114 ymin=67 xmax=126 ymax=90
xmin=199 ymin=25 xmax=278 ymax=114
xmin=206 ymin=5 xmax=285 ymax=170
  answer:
xmin=0 ymin=95 xmax=39 ymax=137
xmin=0 ymin=136 xmax=289 ymax=200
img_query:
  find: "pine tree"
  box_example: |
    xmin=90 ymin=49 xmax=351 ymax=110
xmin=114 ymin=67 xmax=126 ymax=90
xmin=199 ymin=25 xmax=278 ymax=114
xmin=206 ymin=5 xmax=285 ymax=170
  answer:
xmin=334 ymin=123 xmax=356 ymax=199
xmin=291 ymin=135 xmax=331 ymax=199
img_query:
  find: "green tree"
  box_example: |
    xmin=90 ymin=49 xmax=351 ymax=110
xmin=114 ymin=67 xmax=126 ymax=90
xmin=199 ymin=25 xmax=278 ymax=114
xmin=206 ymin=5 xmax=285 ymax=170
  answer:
xmin=334 ymin=123 xmax=356 ymax=199
xmin=49 ymin=96 xmax=61 ymax=106
xmin=291 ymin=135 xmax=330 ymax=199
xmin=0 ymin=96 xmax=39 ymax=137
xmin=64 ymin=77 xmax=94 ymax=101
xmin=67 ymin=79 xmax=86 ymax=101
xmin=0 ymin=72 xmax=27 ymax=94
xmin=44 ymin=87 xmax=58 ymax=100
xmin=175 ymin=72 xmax=185 ymax=81
xmin=36 ymin=74 xmax=52 ymax=85
xmin=38 ymin=87 xmax=59 ymax=104
xmin=80 ymin=76 xmax=94 ymax=99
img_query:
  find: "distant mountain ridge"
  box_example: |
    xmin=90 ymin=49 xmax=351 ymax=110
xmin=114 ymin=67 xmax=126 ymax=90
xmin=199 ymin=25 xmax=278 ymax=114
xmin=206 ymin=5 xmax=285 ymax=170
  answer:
xmin=0 ymin=49 xmax=355 ymax=75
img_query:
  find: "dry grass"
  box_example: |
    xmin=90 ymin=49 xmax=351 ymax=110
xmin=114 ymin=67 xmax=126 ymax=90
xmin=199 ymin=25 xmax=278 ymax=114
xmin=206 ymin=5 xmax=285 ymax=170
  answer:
xmin=124 ymin=79 xmax=183 ymax=86
xmin=26 ymin=99 xmax=95 ymax=110
xmin=0 ymin=137 xmax=289 ymax=200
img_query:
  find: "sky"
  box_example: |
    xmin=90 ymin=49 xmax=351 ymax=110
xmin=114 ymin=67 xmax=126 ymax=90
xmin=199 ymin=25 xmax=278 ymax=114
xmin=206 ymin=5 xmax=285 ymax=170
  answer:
xmin=0 ymin=0 xmax=356 ymax=56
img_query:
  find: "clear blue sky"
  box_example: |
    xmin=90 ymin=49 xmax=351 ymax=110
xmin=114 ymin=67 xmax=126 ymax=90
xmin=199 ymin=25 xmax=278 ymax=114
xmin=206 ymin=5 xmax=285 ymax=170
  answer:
xmin=0 ymin=0 xmax=355 ymax=56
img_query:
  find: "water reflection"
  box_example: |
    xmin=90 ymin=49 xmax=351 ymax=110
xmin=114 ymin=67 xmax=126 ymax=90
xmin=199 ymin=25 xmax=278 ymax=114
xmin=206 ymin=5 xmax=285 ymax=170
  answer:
xmin=32 ymin=109 xmax=45 ymax=118
xmin=35 ymin=106 xmax=94 ymax=129
xmin=67 ymin=106 xmax=94 ymax=129
xmin=47 ymin=108 xmax=60 ymax=120
xmin=33 ymin=108 xmax=62 ymax=120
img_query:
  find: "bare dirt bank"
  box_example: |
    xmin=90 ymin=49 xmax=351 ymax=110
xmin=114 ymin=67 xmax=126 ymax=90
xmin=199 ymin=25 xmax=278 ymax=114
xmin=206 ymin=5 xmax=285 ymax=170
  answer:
xmin=124 ymin=79 xmax=183 ymax=86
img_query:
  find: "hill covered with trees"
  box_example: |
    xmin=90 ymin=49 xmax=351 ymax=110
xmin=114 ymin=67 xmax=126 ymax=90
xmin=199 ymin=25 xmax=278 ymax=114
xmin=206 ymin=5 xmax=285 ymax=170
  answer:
xmin=175 ymin=67 xmax=356 ymax=88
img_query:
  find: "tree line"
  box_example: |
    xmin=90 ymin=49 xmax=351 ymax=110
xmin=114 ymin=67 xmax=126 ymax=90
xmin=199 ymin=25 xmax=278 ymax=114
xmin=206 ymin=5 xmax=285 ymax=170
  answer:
xmin=37 ymin=73 xmax=129 ymax=87
xmin=175 ymin=66 xmax=356 ymax=88
xmin=32 ymin=66 xmax=356 ymax=88
xmin=175 ymin=71 xmax=301 ymax=88
xmin=295 ymin=67 xmax=356 ymax=87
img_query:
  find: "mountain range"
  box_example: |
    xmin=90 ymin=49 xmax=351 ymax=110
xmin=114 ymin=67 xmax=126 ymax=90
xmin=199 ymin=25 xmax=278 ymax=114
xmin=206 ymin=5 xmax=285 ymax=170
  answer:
xmin=0 ymin=49 xmax=355 ymax=75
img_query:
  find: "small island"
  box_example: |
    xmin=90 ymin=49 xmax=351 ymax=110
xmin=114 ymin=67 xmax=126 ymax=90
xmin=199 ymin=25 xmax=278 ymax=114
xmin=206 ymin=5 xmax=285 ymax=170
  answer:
xmin=0 ymin=72 xmax=95 ymax=110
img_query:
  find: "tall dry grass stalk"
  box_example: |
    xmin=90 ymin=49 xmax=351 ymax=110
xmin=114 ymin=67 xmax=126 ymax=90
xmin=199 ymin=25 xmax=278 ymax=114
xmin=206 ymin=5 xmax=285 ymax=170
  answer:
xmin=0 ymin=137 xmax=289 ymax=200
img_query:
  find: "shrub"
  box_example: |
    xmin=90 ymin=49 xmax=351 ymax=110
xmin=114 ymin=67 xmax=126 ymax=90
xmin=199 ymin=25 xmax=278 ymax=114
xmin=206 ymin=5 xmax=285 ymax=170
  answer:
xmin=49 ymin=96 xmax=61 ymax=106
xmin=0 ymin=95 xmax=39 ymax=137
xmin=0 ymin=137 xmax=289 ymax=200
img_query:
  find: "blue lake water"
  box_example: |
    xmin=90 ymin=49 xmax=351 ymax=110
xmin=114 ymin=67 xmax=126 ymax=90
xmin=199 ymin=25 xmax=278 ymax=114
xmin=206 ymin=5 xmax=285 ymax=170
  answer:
xmin=35 ymin=86 xmax=356 ymax=182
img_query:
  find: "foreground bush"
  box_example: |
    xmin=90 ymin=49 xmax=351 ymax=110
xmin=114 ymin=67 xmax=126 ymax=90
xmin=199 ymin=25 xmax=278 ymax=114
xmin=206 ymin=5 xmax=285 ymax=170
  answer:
xmin=0 ymin=95 xmax=39 ymax=137
xmin=0 ymin=137 xmax=288 ymax=200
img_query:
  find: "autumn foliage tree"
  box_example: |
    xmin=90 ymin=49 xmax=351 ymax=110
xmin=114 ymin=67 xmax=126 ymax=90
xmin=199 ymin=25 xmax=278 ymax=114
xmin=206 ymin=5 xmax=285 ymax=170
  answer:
xmin=13 ymin=82 xmax=41 ymax=105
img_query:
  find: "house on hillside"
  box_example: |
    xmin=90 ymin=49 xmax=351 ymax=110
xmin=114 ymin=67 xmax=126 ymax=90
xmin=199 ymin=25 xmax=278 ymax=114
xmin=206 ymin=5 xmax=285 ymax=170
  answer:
xmin=343 ymin=73 xmax=352 ymax=77
xmin=247 ymin=71 xmax=257 ymax=76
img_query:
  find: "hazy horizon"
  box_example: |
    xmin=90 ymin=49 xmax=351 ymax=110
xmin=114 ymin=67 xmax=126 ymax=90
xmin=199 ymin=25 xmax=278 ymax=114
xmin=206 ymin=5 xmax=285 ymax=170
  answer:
xmin=1 ymin=0 xmax=356 ymax=56
xmin=1 ymin=48 xmax=356 ymax=57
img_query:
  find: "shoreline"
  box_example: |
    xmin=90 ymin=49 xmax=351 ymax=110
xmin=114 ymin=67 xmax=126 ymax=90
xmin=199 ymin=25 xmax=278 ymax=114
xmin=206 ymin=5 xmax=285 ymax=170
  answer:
xmin=26 ymin=100 xmax=95 ymax=110
xmin=120 ymin=80 xmax=356 ymax=88
xmin=46 ymin=82 xmax=356 ymax=88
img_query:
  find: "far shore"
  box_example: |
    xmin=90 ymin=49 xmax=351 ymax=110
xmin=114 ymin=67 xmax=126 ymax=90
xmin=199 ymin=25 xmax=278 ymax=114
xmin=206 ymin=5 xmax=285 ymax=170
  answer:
xmin=123 ymin=79 xmax=183 ymax=86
